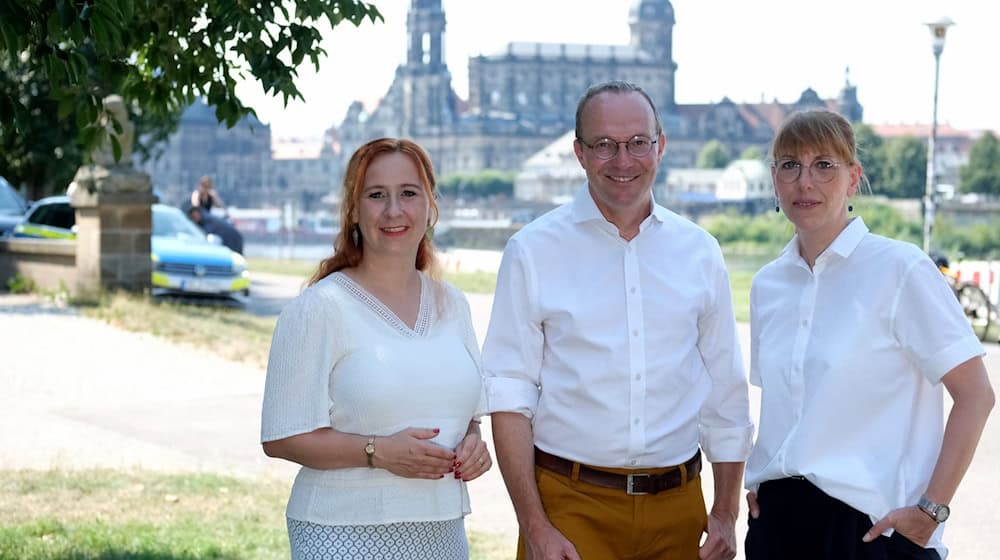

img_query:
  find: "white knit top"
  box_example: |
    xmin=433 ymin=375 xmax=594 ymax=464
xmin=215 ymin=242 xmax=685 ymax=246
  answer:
xmin=260 ymin=271 xmax=485 ymax=526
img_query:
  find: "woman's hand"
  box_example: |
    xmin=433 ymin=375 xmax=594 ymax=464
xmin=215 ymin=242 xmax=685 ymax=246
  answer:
xmin=374 ymin=428 xmax=456 ymax=479
xmin=453 ymin=430 xmax=492 ymax=481
xmin=746 ymin=491 xmax=760 ymax=519
xmin=863 ymin=506 xmax=938 ymax=546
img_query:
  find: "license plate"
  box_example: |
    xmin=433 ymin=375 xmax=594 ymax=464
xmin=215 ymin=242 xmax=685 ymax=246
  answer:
xmin=182 ymin=279 xmax=219 ymax=293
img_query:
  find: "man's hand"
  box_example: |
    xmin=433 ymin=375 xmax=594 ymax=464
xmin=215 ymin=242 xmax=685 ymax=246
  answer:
xmin=863 ymin=506 xmax=938 ymax=547
xmin=523 ymin=521 xmax=581 ymax=560
xmin=699 ymin=510 xmax=737 ymax=560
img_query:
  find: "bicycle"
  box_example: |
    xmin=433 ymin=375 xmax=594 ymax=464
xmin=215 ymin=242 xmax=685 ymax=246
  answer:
xmin=935 ymin=255 xmax=994 ymax=342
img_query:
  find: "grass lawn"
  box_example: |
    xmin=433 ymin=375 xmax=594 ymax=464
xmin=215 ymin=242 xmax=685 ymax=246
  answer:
xmin=79 ymin=291 xmax=277 ymax=370
xmin=0 ymin=469 xmax=511 ymax=560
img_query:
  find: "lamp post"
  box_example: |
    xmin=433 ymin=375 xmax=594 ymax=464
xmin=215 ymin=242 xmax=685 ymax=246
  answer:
xmin=922 ymin=17 xmax=954 ymax=253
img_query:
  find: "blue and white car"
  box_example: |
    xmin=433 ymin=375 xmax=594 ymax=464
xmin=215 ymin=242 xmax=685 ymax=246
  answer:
xmin=14 ymin=196 xmax=250 ymax=299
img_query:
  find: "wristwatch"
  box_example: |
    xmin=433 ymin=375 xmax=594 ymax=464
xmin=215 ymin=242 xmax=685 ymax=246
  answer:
xmin=917 ymin=495 xmax=950 ymax=523
xmin=364 ymin=435 xmax=376 ymax=468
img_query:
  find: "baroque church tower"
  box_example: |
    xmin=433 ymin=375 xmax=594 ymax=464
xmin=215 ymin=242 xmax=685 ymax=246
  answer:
xmin=400 ymin=0 xmax=458 ymax=136
xmin=629 ymin=0 xmax=677 ymax=111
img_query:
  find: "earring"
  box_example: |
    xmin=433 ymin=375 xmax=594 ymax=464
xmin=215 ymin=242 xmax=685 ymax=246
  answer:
xmin=775 ymin=205 xmax=780 ymax=213
xmin=848 ymin=204 xmax=854 ymax=212
xmin=351 ymin=224 xmax=360 ymax=247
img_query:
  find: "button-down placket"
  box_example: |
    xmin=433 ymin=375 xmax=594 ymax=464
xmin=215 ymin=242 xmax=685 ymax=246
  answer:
xmin=776 ymin=258 xmax=819 ymax=470
xmin=623 ymin=239 xmax=647 ymax=464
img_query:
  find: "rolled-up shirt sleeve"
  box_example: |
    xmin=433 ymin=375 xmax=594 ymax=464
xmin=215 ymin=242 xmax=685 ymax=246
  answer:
xmin=696 ymin=245 xmax=754 ymax=463
xmin=482 ymin=239 xmax=543 ymax=418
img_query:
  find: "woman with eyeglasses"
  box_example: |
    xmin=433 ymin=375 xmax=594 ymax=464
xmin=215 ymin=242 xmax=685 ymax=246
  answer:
xmin=744 ymin=109 xmax=994 ymax=560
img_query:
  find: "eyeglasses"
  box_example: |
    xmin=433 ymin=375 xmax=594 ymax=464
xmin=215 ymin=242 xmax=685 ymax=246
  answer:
xmin=578 ymin=135 xmax=657 ymax=159
xmin=773 ymin=159 xmax=843 ymax=184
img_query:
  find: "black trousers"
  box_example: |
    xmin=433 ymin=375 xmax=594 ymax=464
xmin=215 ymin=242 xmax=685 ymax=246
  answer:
xmin=745 ymin=478 xmax=940 ymax=560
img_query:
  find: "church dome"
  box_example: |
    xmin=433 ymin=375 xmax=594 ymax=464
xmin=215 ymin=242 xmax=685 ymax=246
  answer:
xmin=629 ymin=0 xmax=675 ymax=23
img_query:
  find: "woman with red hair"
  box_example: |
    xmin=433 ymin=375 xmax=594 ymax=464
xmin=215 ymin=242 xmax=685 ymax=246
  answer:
xmin=261 ymin=138 xmax=491 ymax=559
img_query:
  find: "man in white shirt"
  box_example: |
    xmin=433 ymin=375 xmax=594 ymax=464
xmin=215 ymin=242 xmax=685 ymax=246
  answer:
xmin=484 ymin=81 xmax=753 ymax=560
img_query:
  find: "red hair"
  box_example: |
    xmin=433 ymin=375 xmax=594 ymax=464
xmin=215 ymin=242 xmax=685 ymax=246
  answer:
xmin=309 ymin=138 xmax=440 ymax=286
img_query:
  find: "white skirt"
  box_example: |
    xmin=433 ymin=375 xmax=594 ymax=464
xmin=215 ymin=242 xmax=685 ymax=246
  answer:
xmin=287 ymin=517 xmax=469 ymax=560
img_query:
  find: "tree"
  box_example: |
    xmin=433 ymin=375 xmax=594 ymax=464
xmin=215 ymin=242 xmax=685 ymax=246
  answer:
xmin=439 ymin=170 xmax=516 ymax=199
xmin=696 ymin=140 xmax=731 ymax=169
xmin=739 ymin=145 xmax=763 ymax=160
xmin=0 ymin=0 xmax=382 ymax=198
xmin=877 ymin=136 xmax=926 ymax=199
xmin=959 ymin=132 xmax=1000 ymax=195
xmin=853 ymin=122 xmax=884 ymax=192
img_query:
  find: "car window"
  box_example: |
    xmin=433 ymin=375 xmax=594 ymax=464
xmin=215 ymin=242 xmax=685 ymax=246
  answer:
xmin=0 ymin=183 xmax=25 ymax=215
xmin=153 ymin=206 xmax=208 ymax=242
xmin=29 ymin=203 xmax=76 ymax=230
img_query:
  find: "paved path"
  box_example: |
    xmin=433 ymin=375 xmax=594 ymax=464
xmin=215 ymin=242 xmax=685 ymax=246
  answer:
xmin=3 ymin=274 xmax=999 ymax=558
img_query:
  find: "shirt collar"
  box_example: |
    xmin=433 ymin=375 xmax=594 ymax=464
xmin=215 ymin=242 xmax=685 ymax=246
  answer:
xmin=778 ymin=216 xmax=870 ymax=265
xmin=570 ymin=183 xmax=667 ymax=226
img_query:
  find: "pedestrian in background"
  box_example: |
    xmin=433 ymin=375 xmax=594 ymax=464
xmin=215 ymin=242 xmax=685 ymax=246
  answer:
xmin=745 ymin=109 xmax=995 ymax=559
xmin=260 ymin=137 xmax=491 ymax=560
xmin=190 ymin=175 xmax=226 ymax=215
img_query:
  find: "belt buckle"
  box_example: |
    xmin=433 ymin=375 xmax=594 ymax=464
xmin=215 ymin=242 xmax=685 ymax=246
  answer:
xmin=626 ymin=473 xmax=650 ymax=495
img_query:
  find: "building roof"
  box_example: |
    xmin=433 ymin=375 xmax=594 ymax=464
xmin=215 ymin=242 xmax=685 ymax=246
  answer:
xmin=485 ymin=42 xmax=652 ymax=63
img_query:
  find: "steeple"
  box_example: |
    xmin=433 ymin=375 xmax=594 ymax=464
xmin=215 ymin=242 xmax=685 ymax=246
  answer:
xmin=628 ymin=0 xmax=677 ymax=110
xmin=838 ymin=66 xmax=864 ymax=123
xmin=407 ymin=0 xmax=446 ymax=71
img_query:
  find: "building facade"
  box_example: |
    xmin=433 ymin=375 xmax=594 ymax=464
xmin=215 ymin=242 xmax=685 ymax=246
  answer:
xmin=337 ymin=0 xmax=864 ymax=185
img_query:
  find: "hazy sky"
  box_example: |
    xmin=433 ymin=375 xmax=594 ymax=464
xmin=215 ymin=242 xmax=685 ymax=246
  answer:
xmin=237 ymin=0 xmax=1000 ymax=139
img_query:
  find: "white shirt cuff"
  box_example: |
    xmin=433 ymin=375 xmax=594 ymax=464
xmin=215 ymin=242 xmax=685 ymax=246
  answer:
xmin=699 ymin=423 xmax=754 ymax=463
xmin=485 ymin=377 xmax=539 ymax=418
xmin=925 ymin=337 xmax=984 ymax=384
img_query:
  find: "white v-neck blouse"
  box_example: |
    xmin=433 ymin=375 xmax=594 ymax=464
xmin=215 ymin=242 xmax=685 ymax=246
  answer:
xmin=261 ymin=271 xmax=485 ymax=526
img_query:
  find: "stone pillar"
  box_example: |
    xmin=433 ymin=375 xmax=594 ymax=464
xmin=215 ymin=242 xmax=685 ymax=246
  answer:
xmin=69 ymin=94 xmax=155 ymax=295
xmin=71 ymin=185 xmax=154 ymax=294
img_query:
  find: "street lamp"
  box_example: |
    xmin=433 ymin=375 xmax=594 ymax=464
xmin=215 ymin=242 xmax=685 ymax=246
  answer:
xmin=922 ymin=16 xmax=955 ymax=253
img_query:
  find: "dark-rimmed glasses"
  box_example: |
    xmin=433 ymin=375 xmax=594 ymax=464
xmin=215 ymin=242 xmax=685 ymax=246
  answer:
xmin=578 ymin=135 xmax=657 ymax=159
xmin=773 ymin=159 xmax=843 ymax=184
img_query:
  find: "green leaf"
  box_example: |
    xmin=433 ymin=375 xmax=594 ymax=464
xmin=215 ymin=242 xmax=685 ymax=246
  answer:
xmin=110 ymin=134 xmax=122 ymax=161
xmin=57 ymin=94 xmax=75 ymax=120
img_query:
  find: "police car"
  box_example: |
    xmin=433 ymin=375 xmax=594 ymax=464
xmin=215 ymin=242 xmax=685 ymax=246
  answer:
xmin=14 ymin=196 xmax=250 ymax=299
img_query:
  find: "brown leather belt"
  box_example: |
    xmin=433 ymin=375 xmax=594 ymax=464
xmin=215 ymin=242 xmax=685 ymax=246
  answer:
xmin=534 ymin=447 xmax=701 ymax=496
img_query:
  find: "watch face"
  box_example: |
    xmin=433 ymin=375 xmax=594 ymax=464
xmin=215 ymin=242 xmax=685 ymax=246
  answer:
xmin=936 ymin=505 xmax=950 ymax=522
xmin=365 ymin=443 xmax=375 ymax=454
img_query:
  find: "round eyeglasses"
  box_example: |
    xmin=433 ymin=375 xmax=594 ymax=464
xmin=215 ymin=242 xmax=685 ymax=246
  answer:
xmin=578 ymin=135 xmax=657 ymax=159
xmin=773 ymin=159 xmax=843 ymax=184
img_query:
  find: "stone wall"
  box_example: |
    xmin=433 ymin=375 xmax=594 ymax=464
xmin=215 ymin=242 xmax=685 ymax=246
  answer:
xmin=0 ymin=238 xmax=76 ymax=293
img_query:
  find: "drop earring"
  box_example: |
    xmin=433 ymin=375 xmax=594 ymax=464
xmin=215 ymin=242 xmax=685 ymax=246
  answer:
xmin=351 ymin=224 xmax=360 ymax=247
xmin=775 ymin=205 xmax=780 ymax=213
xmin=848 ymin=205 xmax=854 ymax=212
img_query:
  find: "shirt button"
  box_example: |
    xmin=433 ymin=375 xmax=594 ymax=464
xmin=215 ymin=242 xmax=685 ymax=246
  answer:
xmin=635 ymin=373 xmax=641 ymax=380
xmin=633 ymin=418 xmax=639 ymax=425
xmin=801 ymin=319 xmax=809 ymax=326
xmin=632 ymin=330 xmax=639 ymax=337
xmin=630 ymin=287 xmax=636 ymax=294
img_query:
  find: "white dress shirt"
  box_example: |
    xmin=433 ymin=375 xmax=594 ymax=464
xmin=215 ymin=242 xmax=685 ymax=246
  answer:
xmin=746 ymin=217 xmax=984 ymax=559
xmin=261 ymin=272 xmax=485 ymax=525
xmin=483 ymin=186 xmax=753 ymax=468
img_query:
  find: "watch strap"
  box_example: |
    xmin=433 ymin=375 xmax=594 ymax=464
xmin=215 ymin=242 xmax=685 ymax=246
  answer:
xmin=917 ymin=495 xmax=947 ymax=522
